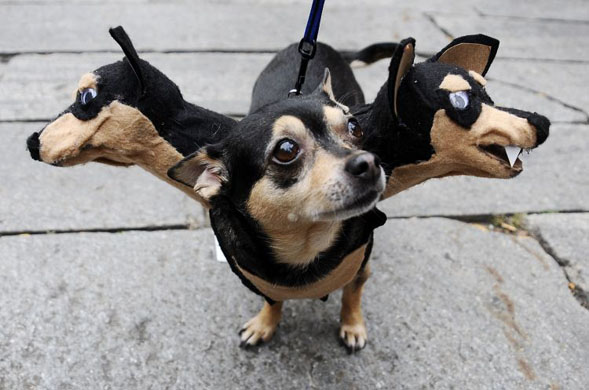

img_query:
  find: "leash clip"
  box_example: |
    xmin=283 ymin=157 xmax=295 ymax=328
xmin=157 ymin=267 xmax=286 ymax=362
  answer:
xmin=289 ymin=0 xmax=326 ymax=97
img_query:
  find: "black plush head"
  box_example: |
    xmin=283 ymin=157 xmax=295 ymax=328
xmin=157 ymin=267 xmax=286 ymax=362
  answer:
xmin=26 ymin=26 xmax=235 ymax=169
xmin=361 ymin=35 xmax=550 ymax=197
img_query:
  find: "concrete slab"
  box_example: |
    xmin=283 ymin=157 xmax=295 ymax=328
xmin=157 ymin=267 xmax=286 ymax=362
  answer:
xmin=379 ymin=124 xmax=589 ymax=217
xmin=0 ymin=219 xmax=587 ymax=388
xmin=0 ymin=3 xmax=448 ymax=54
xmin=490 ymin=59 xmax=589 ymax=124
xmin=526 ymin=213 xmax=589 ymax=292
xmin=476 ymin=0 xmax=589 ymax=22
xmin=2 ymin=53 xmax=584 ymax=123
xmin=0 ymin=123 xmax=205 ymax=233
xmin=0 ymin=52 xmax=273 ymax=121
xmin=432 ymin=14 xmax=589 ymax=61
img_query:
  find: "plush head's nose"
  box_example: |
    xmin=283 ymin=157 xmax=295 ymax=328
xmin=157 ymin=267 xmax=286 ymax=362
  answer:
xmin=27 ymin=132 xmax=41 ymax=161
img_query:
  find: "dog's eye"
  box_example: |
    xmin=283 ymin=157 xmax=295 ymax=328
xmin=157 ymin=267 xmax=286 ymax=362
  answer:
xmin=80 ymin=88 xmax=97 ymax=105
xmin=347 ymin=118 xmax=363 ymax=138
xmin=273 ymin=139 xmax=300 ymax=164
xmin=449 ymin=91 xmax=469 ymax=110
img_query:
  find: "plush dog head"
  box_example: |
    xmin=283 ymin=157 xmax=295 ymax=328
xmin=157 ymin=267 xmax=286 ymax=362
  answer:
xmin=362 ymin=35 xmax=550 ymax=197
xmin=169 ymin=70 xmax=385 ymax=265
xmin=26 ymin=27 xmax=231 ymax=173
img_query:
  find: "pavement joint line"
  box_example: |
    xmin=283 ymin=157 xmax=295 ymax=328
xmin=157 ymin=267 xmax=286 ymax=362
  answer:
xmin=488 ymin=78 xmax=589 ymax=123
xmin=496 ymin=57 xmax=589 ymax=64
xmin=3 ymin=210 xmax=586 ymax=237
xmin=0 ymin=223 xmax=197 ymax=238
xmin=473 ymin=8 xmax=589 ymax=25
xmin=0 ymin=49 xmax=281 ymax=58
xmin=3 ymin=50 xmax=589 ymax=65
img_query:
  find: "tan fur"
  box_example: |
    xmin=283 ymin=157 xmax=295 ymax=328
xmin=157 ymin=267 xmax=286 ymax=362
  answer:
xmin=248 ymin=114 xmax=362 ymax=266
xmin=240 ymin=301 xmax=283 ymax=346
xmin=394 ymin=44 xmax=415 ymax=116
xmin=469 ymin=70 xmax=487 ymax=86
xmin=247 ymin=149 xmax=351 ymax=266
xmin=320 ymin=69 xmax=336 ymax=101
xmin=383 ymin=104 xmax=538 ymax=198
xmin=271 ymin=115 xmax=308 ymax=141
xmin=340 ymin=264 xmax=371 ymax=349
xmin=170 ymin=150 xmax=228 ymax=208
xmin=72 ymin=73 xmax=99 ymax=99
xmin=37 ymin=100 xmax=211 ymax=206
xmin=78 ymin=73 xmax=98 ymax=91
xmin=234 ymin=245 xmax=367 ymax=301
xmin=439 ymin=74 xmax=471 ymax=92
xmin=437 ymin=43 xmax=491 ymax=75
xmin=323 ymin=106 xmax=354 ymax=145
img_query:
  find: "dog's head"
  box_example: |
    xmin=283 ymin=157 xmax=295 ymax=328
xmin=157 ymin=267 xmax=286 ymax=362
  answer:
xmin=26 ymin=26 xmax=186 ymax=168
xmin=367 ymin=35 xmax=550 ymax=197
xmin=169 ymin=70 xmax=385 ymax=264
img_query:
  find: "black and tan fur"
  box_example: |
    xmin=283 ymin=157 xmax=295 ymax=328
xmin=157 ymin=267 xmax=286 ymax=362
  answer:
xmin=169 ymin=72 xmax=387 ymax=352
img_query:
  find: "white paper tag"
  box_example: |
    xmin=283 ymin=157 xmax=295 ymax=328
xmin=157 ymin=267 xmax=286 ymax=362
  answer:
xmin=214 ymin=235 xmax=227 ymax=262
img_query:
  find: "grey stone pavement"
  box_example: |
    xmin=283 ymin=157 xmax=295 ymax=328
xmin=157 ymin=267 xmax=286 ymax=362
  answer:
xmin=1 ymin=0 xmax=588 ymax=388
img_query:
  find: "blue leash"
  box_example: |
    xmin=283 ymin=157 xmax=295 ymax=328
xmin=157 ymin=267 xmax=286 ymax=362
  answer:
xmin=289 ymin=0 xmax=326 ymax=97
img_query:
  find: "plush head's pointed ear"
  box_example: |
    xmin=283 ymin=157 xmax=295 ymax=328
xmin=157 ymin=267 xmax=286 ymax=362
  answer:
xmin=429 ymin=34 xmax=499 ymax=76
xmin=387 ymin=38 xmax=415 ymax=118
xmin=313 ymin=68 xmax=336 ymax=101
xmin=109 ymin=26 xmax=145 ymax=94
xmin=167 ymin=148 xmax=227 ymax=208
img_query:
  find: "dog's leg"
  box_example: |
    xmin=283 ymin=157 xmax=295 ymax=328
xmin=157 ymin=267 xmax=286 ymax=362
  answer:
xmin=239 ymin=301 xmax=283 ymax=347
xmin=340 ymin=264 xmax=370 ymax=353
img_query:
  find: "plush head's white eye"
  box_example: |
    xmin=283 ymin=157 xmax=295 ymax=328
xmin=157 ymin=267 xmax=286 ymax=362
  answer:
xmin=80 ymin=88 xmax=97 ymax=105
xmin=449 ymin=91 xmax=469 ymax=110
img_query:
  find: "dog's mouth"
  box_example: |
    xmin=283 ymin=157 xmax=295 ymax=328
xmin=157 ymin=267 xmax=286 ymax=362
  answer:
xmin=315 ymin=188 xmax=382 ymax=221
xmin=478 ymin=144 xmax=526 ymax=172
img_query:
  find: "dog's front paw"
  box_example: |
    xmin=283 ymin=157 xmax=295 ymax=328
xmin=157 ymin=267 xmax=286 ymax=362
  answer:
xmin=339 ymin=321 xmax=367 ymax=353
xmin=239 ymin=302 xmax=282 ymax=348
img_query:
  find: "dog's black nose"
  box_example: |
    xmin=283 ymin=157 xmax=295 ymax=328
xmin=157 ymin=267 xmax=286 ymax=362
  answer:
xmin=345 ymin=152 xmax=381 ymax=181
xmin=27 ymin=132 xmax=41 ymax=161
xmin=527 ymin=112 xmax=550 ymax=146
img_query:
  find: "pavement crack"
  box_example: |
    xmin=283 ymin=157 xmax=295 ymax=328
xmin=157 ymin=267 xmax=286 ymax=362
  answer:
xmin=424 ymin=13 xmax=454 ymax=40
xmin=527 ymin=228 xmax=589 ymax=310
xmin=488 ymin=78 xmax=589 ymax=123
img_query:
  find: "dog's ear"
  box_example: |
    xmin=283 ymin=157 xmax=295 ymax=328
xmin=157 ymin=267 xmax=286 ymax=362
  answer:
xmin=429 ymin=34 xmax=499 ymax=76
xmin=109 ymin=26 xmax=145 ymax=94
xmin=313 ymin=68 xmax=336 ymax=101
xmin=387 ymin=38 xmax=416 ymax=118
xmin=167 ymin=147 xmax=227 ymax=208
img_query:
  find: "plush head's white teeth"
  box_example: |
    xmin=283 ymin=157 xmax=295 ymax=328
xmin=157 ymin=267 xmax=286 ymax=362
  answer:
xmin=504 ymin=145 xmax=522 ymax=167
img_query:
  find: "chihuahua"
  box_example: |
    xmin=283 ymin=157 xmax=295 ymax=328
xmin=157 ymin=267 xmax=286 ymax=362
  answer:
xmin=169 ymin=71 xmax=387 ymax=352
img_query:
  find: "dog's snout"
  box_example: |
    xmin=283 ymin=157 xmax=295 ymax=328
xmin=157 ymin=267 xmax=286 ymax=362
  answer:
xmin=527 ymin=112 xmax=550 ymax=146
xmin=345 ymin=152 xmax=381 ymax=181
xmin=27 ymin=132 xmax=41 ymax=161
xmin=496 ymin=106 xmax=550 ymax=147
